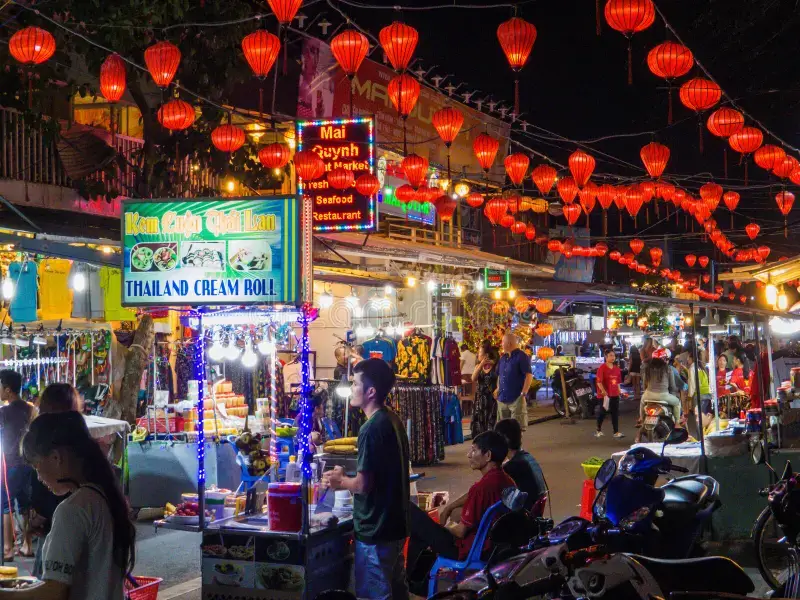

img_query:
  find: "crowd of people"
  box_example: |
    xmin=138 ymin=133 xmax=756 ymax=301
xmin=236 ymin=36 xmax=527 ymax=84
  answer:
xmin=0 ymin=369 xmax=135 ymax=599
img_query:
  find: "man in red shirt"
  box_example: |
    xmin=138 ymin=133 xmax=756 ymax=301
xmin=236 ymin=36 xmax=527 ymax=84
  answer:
xmin=407 ymin=431 xmax=516 ymax=581
xmin=595 ymin=349 xmax=624 ymax=438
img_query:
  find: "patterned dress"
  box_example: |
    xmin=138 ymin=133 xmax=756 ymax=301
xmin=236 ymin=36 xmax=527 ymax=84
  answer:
xmin=471 ymin=363 xmax=498 ymax=438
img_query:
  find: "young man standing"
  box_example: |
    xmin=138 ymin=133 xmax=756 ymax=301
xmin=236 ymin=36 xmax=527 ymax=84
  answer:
xmin=496 ymin=333 xmax=532 ymax=432
xmin=494 ymin=419 xmax=547 ymax=513
xmin=595 ymin=349 xmax=624 ymax=438
xmin=323 ymin=358 xmax=409 ymax=600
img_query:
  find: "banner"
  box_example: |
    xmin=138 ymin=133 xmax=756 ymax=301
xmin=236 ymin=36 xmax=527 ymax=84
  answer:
xmin=547 ymin=225 xmax=596 ymax=284
xmin=297 ymin=116 xmax=377 ymax=232
xmin=122 ymin=198 xmax=300 ymax=307
xmin=298 ymin=38 xmax=511 ymax=184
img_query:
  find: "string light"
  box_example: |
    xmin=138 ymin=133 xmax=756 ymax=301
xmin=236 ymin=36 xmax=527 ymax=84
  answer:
xmin=194 ymin=315 xmax=206 ymax=488
xmin=297 ymin=304 xmax=317 ymax=479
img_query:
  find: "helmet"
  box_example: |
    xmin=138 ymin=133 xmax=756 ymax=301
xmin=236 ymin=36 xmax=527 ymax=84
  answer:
xmin=619 ymin=446 xmax=661 ymax=486
xmin=652 ymin=347 xmax=671 ymax=360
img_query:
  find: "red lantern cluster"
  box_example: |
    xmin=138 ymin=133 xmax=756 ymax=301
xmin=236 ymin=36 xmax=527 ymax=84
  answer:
xmin=401 ymin=154 xmax=429 ymax=189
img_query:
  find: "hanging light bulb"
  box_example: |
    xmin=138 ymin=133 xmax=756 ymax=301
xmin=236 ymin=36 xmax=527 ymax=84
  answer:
xmin=72 ymin=271 xmax=87 ymax=292
xmin=208 ymin=332 xmax=225 ymax=362
xmin=454 ymin=284 xmax=464 ymax=297
xmin=778 ymin=287 xmax=789 ymax=311
xmin=241 ymin=340 xmax=258 ymax=368
xmin=426 ymin=279 xmax=437 ymax=292
xmin=493 ymin=290 xmax=502 ymax=300
xmin=1 ymin=278 xmax=14 ymax=300
xmin=346 ymin=289 xmax=360 ymax=308
xmin=257 ymin=337 xmax=277 ymax=355
xmin=225 ymin=338 xmax=241 ymax=361
xmin=319 ymin=290 xmax=334 ymax=309
xmin=406 ymin=275 xmax=417 ymax=288
xmin=507 ymin=288 xmax=517 ymax=300
xmin=476 ymin=278 xmax=485 ymax=292
xmin=336 ymin=384 xmax=352 ymax=398
xmin=766 ymin=283 xmax=778 ymax=306
xmin=454 ymin=182 xmax=470 ymax=197
xmin=384 ymin=284 xmax=395 ymax=296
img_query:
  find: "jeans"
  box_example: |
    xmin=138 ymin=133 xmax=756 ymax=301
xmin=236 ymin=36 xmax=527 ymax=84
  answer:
xmin=354 ymin=539 xmax=408 ymax=600
xmin=597 ymin=396 xmax=619 ymax=433
xmin=497 ymin=395 xmax=527 ymax=431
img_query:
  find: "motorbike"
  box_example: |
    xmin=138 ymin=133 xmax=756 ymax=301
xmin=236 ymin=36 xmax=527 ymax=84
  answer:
xmin=639 ymin=399 xmax=675 ymax=442
xmin=552 ymin=366 xmax=596 ymax=419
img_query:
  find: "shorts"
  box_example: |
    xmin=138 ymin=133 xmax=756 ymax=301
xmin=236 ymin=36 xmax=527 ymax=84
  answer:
xmin=3 ymin=465 xmax=32 ymax=514
xmin=354 ymin=539 xmax=408 ymax=600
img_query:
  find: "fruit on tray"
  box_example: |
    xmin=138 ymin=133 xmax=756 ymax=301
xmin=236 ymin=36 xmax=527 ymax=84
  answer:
xmin=234 ymin=431 xmax=271 ymax=476
xmin=323 ymin=439 xmax=357 ymax=455
xmin=275 ymin=426 xmax=298 ymax=437
xmin=324 ymin=437 xmax=358 ymax=447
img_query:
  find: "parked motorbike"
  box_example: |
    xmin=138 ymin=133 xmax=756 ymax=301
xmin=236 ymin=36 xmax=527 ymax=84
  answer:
xmin=552 ymin=367 xmax=596 ymax=419
xmin=639 ymin=399 xmax=675 ymax=442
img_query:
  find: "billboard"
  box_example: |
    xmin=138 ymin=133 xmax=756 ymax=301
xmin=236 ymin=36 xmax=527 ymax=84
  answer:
xmin=297 ymin=116 xmax=377 ymax=232
xmin=298 ymin=38 xmax=511 ymax=184
xmin=122 ymin=197 xmax=300 ymax=307
xmin=547 ymin=225 xmax=595 ymax=284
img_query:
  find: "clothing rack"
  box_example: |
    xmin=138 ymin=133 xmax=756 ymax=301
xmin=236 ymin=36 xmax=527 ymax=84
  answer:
xmin=389 ymin=383 xmax=450 ymax=467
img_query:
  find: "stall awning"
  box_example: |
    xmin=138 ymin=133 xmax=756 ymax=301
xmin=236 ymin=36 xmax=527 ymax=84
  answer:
xmin=315 ymin=232 xmax=555 ymax=279
xmin=718 ymin=255 xmax=800 ymax=286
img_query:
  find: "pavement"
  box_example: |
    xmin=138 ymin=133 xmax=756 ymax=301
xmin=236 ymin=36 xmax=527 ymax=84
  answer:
xmin=98 ymin=393 xmax=770 ymax=599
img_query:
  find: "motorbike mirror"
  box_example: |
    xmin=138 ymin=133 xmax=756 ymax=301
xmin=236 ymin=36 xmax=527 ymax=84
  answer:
xmin=594 ymin=458 xmax=617 ymax=491
xmin=665 ymin=428 xmax=689 ymax=445
xmin=751 ymin=441 xmax=766 ymax=465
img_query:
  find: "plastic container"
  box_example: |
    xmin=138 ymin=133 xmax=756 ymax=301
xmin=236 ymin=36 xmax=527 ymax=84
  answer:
xmin=205 ymin=489 xmax=231 ymax=519
xmin=124 ymin=576 xmax=162 ymax=600
xmin=579 ymin=479 xmax=596 ymax=521
xmin=285 ymin=456 xmax=301 ymax=483
xmin=268 ymin=483 xmax=302 ymax=532
xmin=581 ymin=460 xmax=603 ymax=480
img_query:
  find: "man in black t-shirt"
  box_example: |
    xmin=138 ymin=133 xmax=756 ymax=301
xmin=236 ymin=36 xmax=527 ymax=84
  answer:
xmin=324 ymin=358 xmax=409 ymax=600
xmin=495 ymin=419 xmax=547 ymax=514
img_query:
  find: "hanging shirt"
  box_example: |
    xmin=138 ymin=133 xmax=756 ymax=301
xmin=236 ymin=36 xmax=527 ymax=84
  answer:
xmin=361 ymin=337 xmax=397 ymax=363
xmin=444 ymin=337 xmax=461 ymax=386
xmin=39 ymin=259 xmax=73 ymax=320
xmin=8 ymin=261 xmax=38 ymax=323
xmin=396 ymin=334 xmax=431 ymax=381
xmin=99 ymin=267 xmax=136 ymax=322
xmin=70 ymin=263 xmax=104 ymax=320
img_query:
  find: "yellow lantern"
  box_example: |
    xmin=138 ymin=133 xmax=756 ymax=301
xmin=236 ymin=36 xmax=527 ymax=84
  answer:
xmin=537 ymin=347 xmax=555 ymax=361
xmin=513 ymin=295 xmax=530 ymax=313
xmin=519 ymin=196 xmax=535 ymax=212
xmin=535 ymin=298 xmax=554 ymax=314
xmin=454 ymin=182 xmax=470 ymax=197
xmin=535 ymin=322 xmax=553 ymax=338
xmin=492 ymin=300 xmax=509 ymax=315
xmin=531 ymin=198 xmax=549 ymax=214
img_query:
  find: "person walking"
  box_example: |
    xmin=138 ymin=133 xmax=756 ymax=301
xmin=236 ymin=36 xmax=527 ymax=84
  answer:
xmin=595 ymin=349 xmax=624 ymax=438
xmin=628 ymin=346 xmax=642 ymax=401
xmin=0 ymin=369 xmax=34 ymax=562
xmin=495 ymin=333 xmax=533 ymax=432
xmin=470 ymin=341 xmax=498 ymax=438
xmin=323 ymin=358 xmax=409 ymax=600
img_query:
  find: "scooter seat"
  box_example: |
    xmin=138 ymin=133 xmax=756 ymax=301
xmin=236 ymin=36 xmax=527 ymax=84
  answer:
xmin=661 ymin=475 xmax=716 ymax=511
xmin=626 ymin=554 xmax=754 ymax=596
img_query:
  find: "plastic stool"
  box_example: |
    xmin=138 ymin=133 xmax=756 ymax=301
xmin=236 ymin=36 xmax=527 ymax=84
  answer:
xmin=579 ymin=479 xmax=596 ymax=521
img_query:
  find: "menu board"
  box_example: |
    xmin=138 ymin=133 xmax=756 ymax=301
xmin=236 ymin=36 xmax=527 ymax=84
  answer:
xmin=296 ymin=116 xmax=377 ymax=233
xmin=484 ymin=268 xmax=511 ymax=290
xmin=121 ymin=197 xmax=300 ymax=307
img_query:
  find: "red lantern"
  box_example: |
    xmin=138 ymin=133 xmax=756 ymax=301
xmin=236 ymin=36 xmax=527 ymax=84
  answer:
xmin=504 ymin=153 xmax=530 ymax=186
xmin=9 ymin=27 xmax=56 ymax=65
xmin=621 ymin=253 xmax=634 ymax=265
xmin=417 ymin=185 xmax=438 ymax=204
xmin=757 ymin=246 xmax=771 ymax=261
xmin=774 ymin=156 xmax=800 ymax=179
xmin=157 ymin=99 xmax=195 ymax=131
xmin=294 ymin=150 xmax=325 ymax=181
xmin=473 ymin=134 xmax=500 ymax=172
xmin=395 ymin=184 xmax=417 ymax=205
xmin=387 ymin=74 xmax=420 ymax=117
xmin=505 ymin=195 xmax=520 ymax=215
xmin=330 ymin=30 xmax=369 ymax=76
xmin=595 ymin=242 xmax=609 ymax=256
xmin=625 ymin=185 xmax=645 ymax=219
xmin=706 ymin=107 xmax=744 ymax=138
xmin=605 ymin=0 xmax=655 ymax=83
xmin=563 ymin=204 xmax=582 ymax=225
xmin=680 ymin=78 xmax=722 ymax=113
xmin=497 ymin=17 xmax=537 ymax=113
xmin=754 ymin=145 xmax=786 ymax=171
xmin=267 ymin=0 xmax=302 ymax=24
xmin=531 ymin=165 xmax=557 ymax=195
xmin=685 ymin=254 xmax=697 ymax=268
xmin=401 ymin=154 xmax=429 ymax=189
xmin=568 ymin=150 xmax=595 ymax=187
xmin=597 ymin=184 xmax=616 ymax=210
xmin=699 ymin=182 xmax=723 ymax=213
xmin=258 ymin=143 xmax=291 ymax=169
xmin=723 ymin=191 xmax=740 ymax=212
xmin=698 ymin=256 xmax=709 ymax=268
xmin=432 ymin=107 xmax=464 ymax=146
xmin=327 ymin=168 xmax=354 ymax=190
xmin=745 ymin=222 xmax=760 ymax=241
xmin=640 ymin=142 xmax=670 ymax=178
xmin=647 ymin=42 xmax=693 ymax=123
xmin=609 ymin=250 xmax=622 ymax=261
xmin=579 ymin=182 xmax=598 ymax=213
xmin=500 ymin=214 xmax=516 ymax=229
xmin=211 ymin=123 xmax=245 ymax=153
xmin=353 ymin=173 xmax=380 ymax=197
xmin=380 ymin=22 xmax=418 ymax=72
xmin=655 ymin=181 xmax=676 ymax=202
xmin=729 ymin=126 xmax=763 ymax=156
xmin=650 ymin=247 xmax=663 ymax=266
xmin=557 ymin=176 xmax=579 ymax=205
xmin=525 ymin=223 xmax=536 ymax=241
xmin=629 ymin=238 xmax=644 ymax=254
xmin=740 ymin=295 xmax=747 ymax=304
xmin=435 ymin=196 xmax=458 ymax=223
xmin=511 ymin=220 xmax=527 ymax=235
xmin=241 ymin=31 xmax=281 ymax=78
xmin=791 ymin=168 xmax=800 ymax=187
xmin=144 ymin=41 xmax=181 ymax=88
xmin=99 ymin=54 xmax=126 ymax=102
xmin=777 ymin=191 xmax=795 ymax=215
xmin=465 ymin=192 xmax=484 ymax=208
xmin=548 ymin=239 xmax=563 ymax=253
xmin=484 ymin=198 xmax=508 ymax=225
xmin=701 ymin=274 xmax=711 ymax=284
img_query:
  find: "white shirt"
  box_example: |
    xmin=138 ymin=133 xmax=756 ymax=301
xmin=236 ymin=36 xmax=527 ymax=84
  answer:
xmin=460 ymin=350 xmax=476 ymax=375
xmin=42 ymin=485 xmax=125 ymax=600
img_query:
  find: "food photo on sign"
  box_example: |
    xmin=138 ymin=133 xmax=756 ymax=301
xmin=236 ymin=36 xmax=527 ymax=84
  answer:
xmin=121 ymin=197 xmax=300 ymax=306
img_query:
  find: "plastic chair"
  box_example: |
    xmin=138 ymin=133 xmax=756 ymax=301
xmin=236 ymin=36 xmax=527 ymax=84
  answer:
xmin=427 ymin=500 xmax=508 ymax=597
xmin=235 ymin=452 xmax=266 ymax=491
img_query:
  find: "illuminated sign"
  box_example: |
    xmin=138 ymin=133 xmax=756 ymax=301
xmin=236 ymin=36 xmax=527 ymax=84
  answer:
xmin=121 ymin=198 xmax=300 ymax=307
xmin=608 ymin=304 xmax=638 ymax=315
xmin=483 ymin=268 xmax=510 ymax=290
xmin=296 ymin=116 xmax=377 ymax=232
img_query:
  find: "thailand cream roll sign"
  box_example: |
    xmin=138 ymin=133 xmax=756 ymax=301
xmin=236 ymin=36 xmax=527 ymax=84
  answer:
xmin=121 ymin=197 xmax=301 ymax=307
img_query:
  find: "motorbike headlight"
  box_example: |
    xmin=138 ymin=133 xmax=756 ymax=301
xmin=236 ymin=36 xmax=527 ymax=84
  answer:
xmin=619 ymin=506 xmax=651 ymax=530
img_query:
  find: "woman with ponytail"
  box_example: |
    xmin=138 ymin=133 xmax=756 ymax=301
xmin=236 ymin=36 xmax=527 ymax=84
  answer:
xmin=5 ymin=411 xmax=136 ymax=599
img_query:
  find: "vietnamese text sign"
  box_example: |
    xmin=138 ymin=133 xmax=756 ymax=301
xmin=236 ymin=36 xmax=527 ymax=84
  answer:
xmin=122 ymin=197 xmax=300 ymax=307
xmin=297 ymin=116 xmax=377 ymax=232
xmin=484 ymin=268 xmax=510 ymax=290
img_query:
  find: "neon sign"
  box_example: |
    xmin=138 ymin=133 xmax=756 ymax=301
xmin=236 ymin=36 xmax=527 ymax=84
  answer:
xmin=483 ymin=268 xmax=510 ymax=290
xmin=296 ymin=116 xmax=377 ymax=233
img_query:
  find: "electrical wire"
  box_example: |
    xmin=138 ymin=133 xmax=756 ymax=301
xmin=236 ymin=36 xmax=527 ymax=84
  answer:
xmin=334 ymin=0 xmax=536 ymax=10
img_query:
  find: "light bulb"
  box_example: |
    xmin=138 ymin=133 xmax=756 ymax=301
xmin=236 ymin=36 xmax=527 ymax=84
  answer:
xmin=406 ymin=276 xmax=417 ymax=288
xmin=241 ymin=342 xmax=258 ymax=368
xmin=257 ymin=339 xmax=276 ymax=355
xmin=384 ymin=284 xmax=394 ymax=295
xmin=346 ymin=291 xmax=360 ymax=308
xmin=353 ymin=305 xmax=363 ymax=318
xmin=319 ymin=292 xmax=334 ymax=309
xmin=208 ymin=338 xmax=225 ymax=362
xmin=383 ymin=186 xmax=393 ymax=196
xmin=454 ymin=284 xmax=463 ymax=298
xmin=273 ymin=168 xmax=281 ymax=176
xmin=72 ymin=272 xmax=87 ymax=292
xmin=427 ymin=279 xmax=437 ymax=292
xmin=778 ymin=289 xmax=789 ymax=311
xmin=476 ymin=279 xmax=485 ymax=292
xmin=225 ymin=341 xmax=241 ymax=361
xmin=336 ymin=384 xmax=352 ymax=399
xmin=508 ymin=288 xmax=517 ymax=299
xmin=226 ymin=179 xmax=236 ymax=193
xmin=766 ymin=283 xmax=778 ymax=306
xmin=1 ymin=278 xmax=14 ymax=300
xmin=493 ymin=290 xmax=502 ymax=300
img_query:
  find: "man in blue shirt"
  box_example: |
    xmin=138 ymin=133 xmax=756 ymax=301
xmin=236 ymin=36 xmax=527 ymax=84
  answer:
xmin=495 ymin=332 xmax=533 ymax=431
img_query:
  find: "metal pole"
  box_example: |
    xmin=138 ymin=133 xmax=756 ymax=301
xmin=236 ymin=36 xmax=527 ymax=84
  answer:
xmin=707 ymin=333 xmax=719 ymax=433
xmin=690 ymin=303 xmax=708 ymax=474
xmin=753 ymin=315 xmax=772 ymax=467
xmin=197 ymin=315 xmax=206 ymax=532
xmin=603 ymin=298 xmax=608 ymax=331
xmin=765 ymin=320 xmax=776 ymax=399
